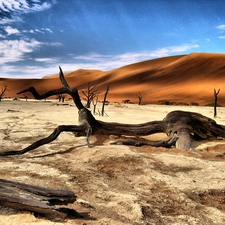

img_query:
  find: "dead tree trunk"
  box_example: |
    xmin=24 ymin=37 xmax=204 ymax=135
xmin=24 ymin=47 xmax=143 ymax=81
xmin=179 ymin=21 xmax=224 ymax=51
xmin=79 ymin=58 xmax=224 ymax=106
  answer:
xmin=101 ymin=85 xmax=109 ymax=116
xmin=92 ymin=92 xmax=100 ymax=115
xmin=82 ymin=81 xmax=98 ymax=108
xmin=137 ymin=92 xmax=143 ymax=105
xmin=2 ymin=66 xmax=225 ymax=157
xmin=0 ymin=178 xmax=80 ymax=219
xmin=214 ymin=88 xmax=220 ymax=117
xmin=57 ymin=94 xmax=62 ymax=102
xmin=0 ymin=85 xmax=9 ymax=101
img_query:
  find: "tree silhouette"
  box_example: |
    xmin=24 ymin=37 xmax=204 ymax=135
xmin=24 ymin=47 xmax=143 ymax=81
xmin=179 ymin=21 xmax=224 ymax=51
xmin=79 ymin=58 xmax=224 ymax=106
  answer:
xmin=101 ymin=85 xmax=109 ymax=116
xmin=214 ymin=88 xmax=220 ymax=117
xmin=0 ymin=85 xmax=9 ymax=101
xmin=137 ymin=92 xmax=143 ymax=105
xmin=81 ymin=81 xmax=98 ymax=108
xmin=92 ymin=91 xmax=100 ymax=115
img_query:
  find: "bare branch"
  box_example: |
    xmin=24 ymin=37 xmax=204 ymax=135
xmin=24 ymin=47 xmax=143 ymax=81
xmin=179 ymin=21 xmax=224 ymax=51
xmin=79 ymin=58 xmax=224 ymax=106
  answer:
xmin=18 ymin=67 xmax=84 ymax=110
xmin=0 ymin=125 xmax=85 ymax=156
xmin=81 ymin=81 xmax=98 ymax=108
xmin=59 ymin=66 xmax=72 ymax=91
xmin=0 ymin=85 xmax=9 ymax=101
xmin=17 ymin=87 xmax=68 ymax=99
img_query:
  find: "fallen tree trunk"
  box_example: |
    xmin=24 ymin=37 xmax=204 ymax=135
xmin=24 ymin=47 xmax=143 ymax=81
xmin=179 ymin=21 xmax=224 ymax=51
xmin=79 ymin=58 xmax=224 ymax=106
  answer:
xmin=1 ymin=66 xmax=225 ymax=157
xmin=0 ymin=178 xmax=80 ymax=219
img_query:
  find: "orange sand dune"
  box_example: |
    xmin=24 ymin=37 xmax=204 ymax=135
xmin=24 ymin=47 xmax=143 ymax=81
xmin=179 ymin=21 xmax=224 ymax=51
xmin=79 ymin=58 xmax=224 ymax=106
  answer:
xmin=1 ymin=52 xmax=225 ymax=106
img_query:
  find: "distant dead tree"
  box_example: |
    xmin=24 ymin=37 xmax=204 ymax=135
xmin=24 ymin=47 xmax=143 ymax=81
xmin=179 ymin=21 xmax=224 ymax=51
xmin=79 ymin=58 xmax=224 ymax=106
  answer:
xmin=57 ymin=94 xmax=67 ymax=102
xmin=57 ymin=94 xmax=62 ymax=102
xmin=214 ymin=88 xmax=220 ymax=117
xmin=81 ymin=81 xmax=98 ymax=108
xmin=23 ymin=94 xmax=28 ymax=101
xmin=101 ymin=85 xmax=109 ymax=116
xmin=137 ymin=92 xmax=143 ymax=105
xmin=123 ymin=99 xmax=132 ymax=104
xmin=0 ymin=85 xmax=9 ymax=101
xmin=62 ymin=94 xmax=67 ymax=102
xmin=92 ymin=91 xmax=100 ymax=115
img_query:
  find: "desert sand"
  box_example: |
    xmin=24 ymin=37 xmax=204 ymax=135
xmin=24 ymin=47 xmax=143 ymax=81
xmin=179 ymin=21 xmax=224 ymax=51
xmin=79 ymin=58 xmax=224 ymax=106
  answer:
xmin=1 ymin=52 xmax=225 ymax=106
xmin=1 ymin=99 xmax=225 ymax=224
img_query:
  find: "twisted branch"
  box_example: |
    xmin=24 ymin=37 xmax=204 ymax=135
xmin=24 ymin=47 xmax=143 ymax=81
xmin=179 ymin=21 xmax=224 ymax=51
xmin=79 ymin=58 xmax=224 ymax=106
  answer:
xmin=0 ymin=125 xmax=85 ymax=156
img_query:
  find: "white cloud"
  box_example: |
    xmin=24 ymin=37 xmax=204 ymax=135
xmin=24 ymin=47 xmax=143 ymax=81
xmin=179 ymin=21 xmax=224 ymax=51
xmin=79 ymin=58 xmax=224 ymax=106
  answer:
xmin=4 ymin=26 xmax=20 ymax=35
xmin=0 ymin=43 xmax=200 ymax=78
xmin=0 ymin=16 xmax=22 ymax=24
xmin=0 ymin=0 xmax=26 ymax=12
xmin=216 ymin=24 xmax=225 ymax=30
xmin=35 ymin=57 xmax=58 ymax=63
xmin=0 ymin=33 xmax=6 ymax=38
xmin=45 ymin=28 xmax=53 ymax=33
xmin=23 ymin=29 xmax=41 ymax=34
xmin=0 ymin=64 xmax=58 ymax=78
xmin=148 ymin=44 xmax=199 ymax=58
xmin=49 ymin=42 xmax=63 ymax=46
xmin=219 ymin=36 xmax=225 ymax=39
xmin=22 ymin=27 xmax=54 ymax=34
xmin=0 ymin=38 xmax=42 ymax=64
xmin=0 ymin=0 xmax=55 ymax=24
xmin=30 ymin=2 xmax=51 ymax=12
xmin=74 ymin=44 xmax=199 ymax=68
xmin=0 ymin=0 xmax=52 ymax=13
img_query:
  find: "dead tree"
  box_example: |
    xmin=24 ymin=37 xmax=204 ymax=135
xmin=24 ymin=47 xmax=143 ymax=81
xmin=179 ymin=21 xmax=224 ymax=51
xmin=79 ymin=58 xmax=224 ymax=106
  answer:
xmin=0 ymin=85 xmax=9 ymax=101
xmin=57 ymin=94 xmax=62 ymax=102
xmin=23 ymin=94 xmax=28 ymax=101
xmin=62 ymin=94 xmax=66 ymax=102
xmin=57 ymin=94 xmax=67 ymax=102
xmin=1 ymin=67 xmax=225 ymax=157
xmin=0 ymin=178 xmax=81 ymax=219
xmin=101 ymin=85 xmax=109 ymax=116
xmin=92 ymin=91 xmax=100 ymax=115
xmin=137 ymin=92 xmax=143 ymax=105
xmin=214 ymin=88 xmax=220 ymax=117
xmin=81 ymin=81 xmax=98 ymax=108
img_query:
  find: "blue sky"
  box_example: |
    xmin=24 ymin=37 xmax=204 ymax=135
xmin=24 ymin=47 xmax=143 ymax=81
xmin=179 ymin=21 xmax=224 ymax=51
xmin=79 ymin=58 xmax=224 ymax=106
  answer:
xmin=1 ymin=0 xmax=225 ymax=78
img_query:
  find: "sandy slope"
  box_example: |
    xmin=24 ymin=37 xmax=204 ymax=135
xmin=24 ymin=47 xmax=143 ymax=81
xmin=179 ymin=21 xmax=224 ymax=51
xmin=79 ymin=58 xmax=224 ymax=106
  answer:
xmin=1 ymin=52 xmax=225 ymax=106
xmin=1 ymin=100 xmax=225 ymax=224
